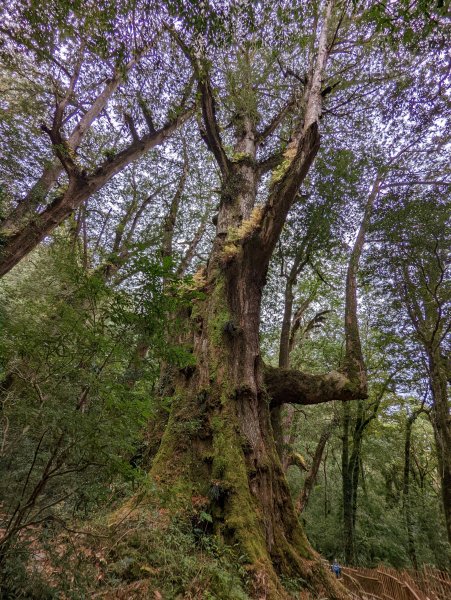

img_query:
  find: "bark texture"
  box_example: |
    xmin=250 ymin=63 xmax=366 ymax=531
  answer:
xmin=148 ymin=71 xmax=349 ymax=600
xmin=267 ymin=366 xmax=366 ymax=408
xmin=150 ymin=259 xmax=347 ymax=598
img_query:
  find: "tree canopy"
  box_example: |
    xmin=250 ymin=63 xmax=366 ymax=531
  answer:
xmin=0 ymin=1 xmax=450 ymax=598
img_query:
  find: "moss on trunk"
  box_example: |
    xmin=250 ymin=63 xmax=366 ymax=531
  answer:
xmin=145 ymin=267 xmax=350 ymax=599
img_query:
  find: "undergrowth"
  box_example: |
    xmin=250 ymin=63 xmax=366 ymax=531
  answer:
xmin=104 ymin=513 xmax=251 ymax=599
xmin=0 ymin=510 xmax=252 ymax=600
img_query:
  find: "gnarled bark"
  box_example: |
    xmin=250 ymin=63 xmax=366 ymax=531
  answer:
xmin=150 ymin=260 xmax=347 ymax=598
xmin=266 ymin=365 xmax=367 ymax=408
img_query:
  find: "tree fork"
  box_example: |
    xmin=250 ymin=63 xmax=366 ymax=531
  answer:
xmin=0 ymin=109 xmax=193 ymax=277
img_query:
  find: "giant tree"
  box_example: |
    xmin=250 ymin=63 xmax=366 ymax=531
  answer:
xmin=143 ymin=2 xmax=418 ymax=596
xmin=1 ymin=0 xmax=448 ymax=596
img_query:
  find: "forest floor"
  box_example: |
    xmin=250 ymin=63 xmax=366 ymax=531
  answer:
xmin=11 ymin=519 xmax=451 ymax=600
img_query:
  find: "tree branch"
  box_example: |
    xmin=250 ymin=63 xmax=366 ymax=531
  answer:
xmin=256 ymin=1 xmax=333 ymax=263
xmin=344 ymin=174 xmax=381 ymax=388
xmin=0 ymin=107 xmax=194 ymax=277
xmin=257 ymin=151 xmax=284 ymax=175
xmin=0 ymin=48 xmax=151 ymax=236
xmin=164 ymin=23 xmax=230 ymax=177
xmin=124 ymin=113 xmax=140 ymax=142
xmin=197 ymin=77 xmax=231 ymax=177
xmin=256 ymin=95 xmax=297 ymax=143
xmin=265 ymin=364 xmax=367 ymax=408
xmin=177 ymin=206 xmax=210 ymax=276
xmin=162 ymin=142 xmax=189 ymax=259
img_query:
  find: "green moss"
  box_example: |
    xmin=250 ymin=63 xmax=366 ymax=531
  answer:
xmin=342 ymin=377 xmax=363 ymax=396
xmin=210 ymin=413 xmax=268 ymax=565
xmin=151 ymin=400 xmax=192 ymax=487
xmin=174 ymin=417 xmax=203 ymax=436
xmin=0 ymin=226 xmax=17 ymax=239
xmin=270 ymin=146 xmax=297 ymax=185
xmin=209 ymin=307 xmax=230 ymax=347
xmin=271 ymin=158 xmax=291 ymax=185
xmin=221 ymin=206 xmax=263 ymax=263
xmin=212 ymin=411 xmax=312 ymax=580
xmin=206 ymin=276 xmax=231 ymax=349
xmin=231 ymin=151 xmax=253 ymax=163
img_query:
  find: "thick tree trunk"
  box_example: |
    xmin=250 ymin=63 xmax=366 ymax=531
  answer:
xmin=150 ymin=256 xmax=347 ymax=598
xmin=147 ymin=103 xmax=349 ymax=594
xmin=146 ymin=7 xmax=352 ymax=593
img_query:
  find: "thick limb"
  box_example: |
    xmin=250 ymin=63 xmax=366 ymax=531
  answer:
xmin=265 ymin=365 xmax=367 ymax=408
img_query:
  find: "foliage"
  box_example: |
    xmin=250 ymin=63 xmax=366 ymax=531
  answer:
xmin=105 ymin=515 xmax=251 ymax=599
xmin=0 ymin=0 xmax=450 ymax=596
xmin=0 ymin=236 xmax=192 ymax=563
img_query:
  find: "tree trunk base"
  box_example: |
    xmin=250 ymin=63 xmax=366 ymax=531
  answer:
xmin=112 ymin=388 xmax=351 ymax=600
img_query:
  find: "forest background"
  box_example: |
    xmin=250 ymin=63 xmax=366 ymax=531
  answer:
xmin=0 ymin=1 xmax=450 ymax=598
